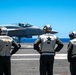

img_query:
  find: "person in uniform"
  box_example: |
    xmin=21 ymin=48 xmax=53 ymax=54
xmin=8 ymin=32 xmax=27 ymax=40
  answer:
xmin=0 ymin=27 xmax=21 ymax=75
xmin=67 ymin=31 xmax=76 ymax=75
xmin=34 ymin=25 xmax=64 ymax=75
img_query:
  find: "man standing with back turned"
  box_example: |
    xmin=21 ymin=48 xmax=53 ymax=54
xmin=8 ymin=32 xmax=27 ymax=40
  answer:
xmin=34 ymin=24 xmax=64 ymax=75
xmin=0 ymin=27 xmax=21 ymax=75
xmin=67 ymin=31 xmax=76 ymax=75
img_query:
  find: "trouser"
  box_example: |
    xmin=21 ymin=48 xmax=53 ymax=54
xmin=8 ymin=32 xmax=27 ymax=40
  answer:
xmin=40 ymin=55 xmax=54 ymax=75
xmin=70 ymin=60 xmax=76 ymax=75
xmin=0 ymin=56 xmax=11 ymax=75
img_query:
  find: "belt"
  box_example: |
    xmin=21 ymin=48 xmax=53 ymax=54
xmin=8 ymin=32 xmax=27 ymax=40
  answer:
xmin=0 ymin=55 xmax=10 ymax=57
xmin=41 ymin=52 xmax=55 ymax=55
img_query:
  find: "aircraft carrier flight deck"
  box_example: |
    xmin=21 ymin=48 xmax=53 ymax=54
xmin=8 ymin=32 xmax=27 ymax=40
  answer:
xmin=11 ymin=43 xmax=70 ymax=75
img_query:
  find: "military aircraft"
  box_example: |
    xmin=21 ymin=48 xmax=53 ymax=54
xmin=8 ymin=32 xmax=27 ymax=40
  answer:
xmin=0 ymin=23 xmax=58 ymax=42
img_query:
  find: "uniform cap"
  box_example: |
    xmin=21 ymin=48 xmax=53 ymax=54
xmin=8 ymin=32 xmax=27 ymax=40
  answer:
xmin=69 ymin=31 xmax=76 ymax=38
xmin=0 ymin=27 xmax=8 ymax=35
xmin=43 ymin=24 xmax=52 ymax=31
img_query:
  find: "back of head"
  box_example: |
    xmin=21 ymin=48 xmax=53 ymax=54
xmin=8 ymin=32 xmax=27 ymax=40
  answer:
xmin=69 ymin=31 xmax=76 ymax=39
xmin=0 ymin=27 xmax=8 ymax=35
xmin=43 ymin=24 xmax=52 ymax=33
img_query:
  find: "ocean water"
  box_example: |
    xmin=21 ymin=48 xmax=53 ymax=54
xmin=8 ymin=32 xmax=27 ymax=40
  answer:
xmin=15 ymin=38 xmax=70 ymax=43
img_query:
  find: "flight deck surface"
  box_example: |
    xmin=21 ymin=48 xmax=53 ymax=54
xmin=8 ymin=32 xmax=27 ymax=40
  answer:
xmin=11 ymin=43 xmax=70 ymax=75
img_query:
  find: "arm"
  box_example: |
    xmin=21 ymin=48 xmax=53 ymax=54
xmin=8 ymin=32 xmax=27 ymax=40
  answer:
xmin=67 ymin=42 xmax=73 ymax=62
xmin=34 ymin=38 xmax=41 ymax=54
xmin=11 ymin=41 xmax=21 ymax=55
xmin=54 ymin=37 xmax=64 ymax=52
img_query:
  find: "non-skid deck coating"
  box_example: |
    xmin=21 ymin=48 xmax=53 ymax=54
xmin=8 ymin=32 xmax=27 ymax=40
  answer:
xmin=11 ymin=43 xmax=70 ymax=75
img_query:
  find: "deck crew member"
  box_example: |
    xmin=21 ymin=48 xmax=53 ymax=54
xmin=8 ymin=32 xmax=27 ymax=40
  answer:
xmin=0 ymin=27 xmax=21 ymax=75
xmin=34 ymin=25 xmax=64 ymax=75
xmin=67 ymin=31 xmax=76 ymax=75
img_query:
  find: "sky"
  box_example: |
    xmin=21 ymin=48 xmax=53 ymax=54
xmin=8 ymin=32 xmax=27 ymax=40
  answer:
xmin=0 ymin=0 xmax=76 ymax=38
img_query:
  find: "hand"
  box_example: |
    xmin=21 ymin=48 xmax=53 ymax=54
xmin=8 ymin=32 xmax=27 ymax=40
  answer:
xmin=18 ymin=43 xmax=21 ymax=48
xmin=37 ymin=49 xmax=41 ymax=54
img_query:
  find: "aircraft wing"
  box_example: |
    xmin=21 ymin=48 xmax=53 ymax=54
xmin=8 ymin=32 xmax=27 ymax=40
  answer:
xmin=7 ymin=28 xmax=26 ymax=31
xmin=51 ymin=30 xmax=58 ymax=34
